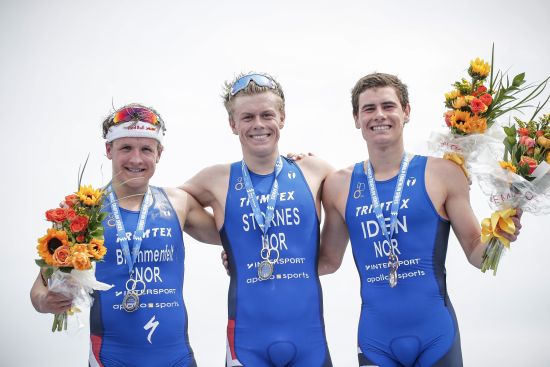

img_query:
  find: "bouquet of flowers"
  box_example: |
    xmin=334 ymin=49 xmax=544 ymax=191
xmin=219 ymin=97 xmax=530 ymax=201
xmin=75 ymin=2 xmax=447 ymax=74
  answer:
xmin=475 ymin=110 xmax=550 ymax=274
xmin=429 ymin=46 xmax=548 ymax=182
xmin=36 ymin=176 xmax=112 ymax=331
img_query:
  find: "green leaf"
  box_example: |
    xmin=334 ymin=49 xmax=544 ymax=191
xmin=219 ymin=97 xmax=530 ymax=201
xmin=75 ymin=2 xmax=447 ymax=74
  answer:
xmin=35 ymin=259 xmax=47 ymax=267
xmin=98 ymin=212 xmax=109 ymax=222
xmin=503 ymin=126 xmax=516 ymax=136
xmin=512 ymin=73 xmax=525 ymax=87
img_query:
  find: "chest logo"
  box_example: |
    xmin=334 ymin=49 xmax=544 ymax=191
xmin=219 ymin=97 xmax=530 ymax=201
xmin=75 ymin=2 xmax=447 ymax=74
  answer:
xmin=144 ymin=315 xmax=159 ymax=344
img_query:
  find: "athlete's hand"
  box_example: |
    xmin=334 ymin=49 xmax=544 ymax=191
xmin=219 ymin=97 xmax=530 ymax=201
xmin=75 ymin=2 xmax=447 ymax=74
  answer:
xmin=37 ymin=289 xmax=73 ymax=314
xmin=286 ymin=152 xmax=315 ymax=161
xmin=497 ymin=208 xmax=523 ymax=243
xmin=221 ymin=250 xmax=230 ymax=276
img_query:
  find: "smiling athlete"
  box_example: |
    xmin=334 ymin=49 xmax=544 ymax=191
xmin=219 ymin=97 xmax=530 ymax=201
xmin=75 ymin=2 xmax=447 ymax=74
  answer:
xmin=182 ymin=73 xmax=334 ymax=367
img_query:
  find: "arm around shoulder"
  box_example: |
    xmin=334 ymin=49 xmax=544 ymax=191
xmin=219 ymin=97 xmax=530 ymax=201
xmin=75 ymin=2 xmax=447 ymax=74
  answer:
xmin=318 ymin=168 xmax=352 ymax=275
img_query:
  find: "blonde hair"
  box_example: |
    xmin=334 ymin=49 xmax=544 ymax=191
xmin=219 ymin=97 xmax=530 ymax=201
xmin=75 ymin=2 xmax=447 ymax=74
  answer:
xmin=222 ymin=72 xmax=285 ymax=118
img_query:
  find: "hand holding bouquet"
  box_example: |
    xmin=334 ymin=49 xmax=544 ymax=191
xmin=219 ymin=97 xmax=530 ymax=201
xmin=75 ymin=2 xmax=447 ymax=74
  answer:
xmin=475 ymin=111 xmax=550 ymax=274
xmin=36 ymin=184 xmax=112 ymax=331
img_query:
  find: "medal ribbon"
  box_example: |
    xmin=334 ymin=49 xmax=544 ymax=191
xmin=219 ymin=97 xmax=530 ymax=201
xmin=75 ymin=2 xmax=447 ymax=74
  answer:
xmin=241 ymin=156 xmax=283 ymax=243
xmin=107 ymin=185 xmax=152 ymax=275
xmin=365 ymin=154 xmax=411 ymax=255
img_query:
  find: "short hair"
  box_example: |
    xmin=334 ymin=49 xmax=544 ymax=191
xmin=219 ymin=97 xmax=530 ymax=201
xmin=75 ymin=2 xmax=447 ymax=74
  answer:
xmin=222 ymin=72 xmax=285 ymax=118
xmin=101 ymin=103 xmax=166 ymax=139
xmin=351 ymin=73 xmax=409 ymax=116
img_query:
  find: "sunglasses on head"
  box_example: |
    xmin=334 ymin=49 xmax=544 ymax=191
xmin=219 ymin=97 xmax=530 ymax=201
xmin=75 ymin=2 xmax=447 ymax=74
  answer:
xmin=112 ymin=107 xmax=159 ymax=125
xmin=230 ymin=74 xmax=277 ymax=96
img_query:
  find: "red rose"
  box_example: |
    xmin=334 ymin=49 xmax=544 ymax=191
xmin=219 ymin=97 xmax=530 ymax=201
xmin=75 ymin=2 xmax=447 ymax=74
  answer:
xmin=45 ymin=208 xmax=67 ymax=223
xmin=470 ymin=98 xmax=487 ymax=114
xmin=65 ymin=194 xmax=79 ymax=208
xmin=536 ymin=130 xmax=544 ymax=138
xmin=70 ymin=215 xmax=89 ymax=233
xmin=76 ymin=234 xmax=85 ymax=243
xmin=517 ymin=127 xmax=530 ymax=137
xmin=479 ymin=93 xmax=493 ymax=106
xmin=519 ymin=156 xmax=537 ymax=174
xmin=473 ymin=85 xmax=488 ymax=97
xmin=66 ymin=208 xmax=77 ymax=221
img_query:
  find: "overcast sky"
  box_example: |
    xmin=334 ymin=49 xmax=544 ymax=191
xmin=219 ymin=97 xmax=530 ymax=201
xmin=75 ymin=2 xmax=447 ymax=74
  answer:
xmin=1 ymin=0 xmax=549 ymax=365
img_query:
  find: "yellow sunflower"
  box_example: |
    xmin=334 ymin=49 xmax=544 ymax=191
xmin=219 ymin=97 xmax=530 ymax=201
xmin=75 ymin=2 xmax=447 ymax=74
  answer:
xmin=88 ymin=238 xmax=107 ymax=260
xmin=77 ymin=185 xmax=103 ymax=206
xmin=37 ymin=229 xmax=69 ymax=266
xmin=469 ymin=58 xmax=490 ymax=79
xmin=450 ymin=110 xmax=471 ymax=128
xmin=499 ymin=161 xmax=518 ymax=173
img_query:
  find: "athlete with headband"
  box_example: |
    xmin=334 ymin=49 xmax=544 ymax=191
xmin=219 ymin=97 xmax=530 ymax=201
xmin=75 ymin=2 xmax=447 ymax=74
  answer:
xmin=30 ymin=104 xmax=220 ymax=367
xmin=182 ymin=73 xmax=334 ymax=366
xmin=318 ymin=73 xmax=523 ymax=366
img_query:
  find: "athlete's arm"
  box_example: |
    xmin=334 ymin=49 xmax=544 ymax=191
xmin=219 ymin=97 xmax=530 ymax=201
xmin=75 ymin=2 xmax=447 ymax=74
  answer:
xmin=185 ymin=194 xmax=221 ymax=245
xmin=318 ymin=169 xmax=351 ymax=275
xmin=429 ymin=158 xmax=522 ymax=268
xmin=179 ymin=164 xmax=229 ymax=229
xmin=164 ymin=187 xmax=221 ymax=245
xmin=294 ymin=155 xmax=335 ymax=216
xmin=30 ymin=271 xmax=72 ymax=314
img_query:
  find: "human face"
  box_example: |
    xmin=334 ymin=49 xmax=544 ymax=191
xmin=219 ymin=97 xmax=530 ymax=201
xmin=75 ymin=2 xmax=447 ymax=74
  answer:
xmin=229 ymin=92 xmax=285 ymax=160
xmin=353 ymin=86 xmax=410 ymax=148
xmin=105 ymin=137 xmax=162 ymax=192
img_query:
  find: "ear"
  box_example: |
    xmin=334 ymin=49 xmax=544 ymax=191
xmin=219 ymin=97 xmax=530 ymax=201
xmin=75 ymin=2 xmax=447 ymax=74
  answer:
xmin=156 ymin=145 xmax=164 ymax=163
xmin=105 ymin=142 xmax=113 ymax=159
xmin=278 ymin=111 xmax=286 ymax=129
xmin=403 ymin=104 xmax=411 ymax=124
xmin=353 ymin=113 xmax=360 ymax=129
xmin=229 ymin=117 xmax=238 ymax=135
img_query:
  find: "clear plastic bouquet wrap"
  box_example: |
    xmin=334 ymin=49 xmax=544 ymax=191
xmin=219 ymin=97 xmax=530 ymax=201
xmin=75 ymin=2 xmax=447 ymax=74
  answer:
xmin=472 ymin=112 xmax=550 ymax=274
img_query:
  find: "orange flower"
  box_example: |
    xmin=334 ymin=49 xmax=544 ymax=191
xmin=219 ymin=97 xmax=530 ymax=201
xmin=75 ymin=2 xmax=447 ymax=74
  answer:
xmin=546 ymin=151 xmax=550 ymax=164
xmin=444 ymin=110 xmax=454 ymax=127
xmin=70 ymin=215 xmax=89 ymax=233
xmin=45 ymin=208 xmax=67 ymax=223
xmin=473 ymin=85 xmax=488 ymax=97
xmin=479 ymin=93 xmax=493 ymax=106
xmin=517 ymin=127 xmax=530 ymax=137
xmin=64 ymin=194 xmax=79 ymax=208
xmin=37 ymin=229 xmax=69 ymax=266
xmin=88 ymin=238 xmax=107 ymax=260
xmin=52 ymin=245 xmax=72 ymax=267
xmin=470 ymin=98 xmax=487 ymax=114
xmin=72 ymin=251 xmax=92 ymax=270
xmin=519 ymin=156 xmax=537 ymax=174
xmin=71 ymin=244 xmax=88 ymax=254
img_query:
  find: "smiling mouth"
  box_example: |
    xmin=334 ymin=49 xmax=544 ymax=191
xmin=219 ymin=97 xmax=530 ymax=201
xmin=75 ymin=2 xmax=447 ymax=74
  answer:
xmin=125 ymin=167 xmax=145 ymax=173
xmin=250 ymin=133 xmax=271 ymax=140
xmin=371 ymin=125 xmax=391 ymax=131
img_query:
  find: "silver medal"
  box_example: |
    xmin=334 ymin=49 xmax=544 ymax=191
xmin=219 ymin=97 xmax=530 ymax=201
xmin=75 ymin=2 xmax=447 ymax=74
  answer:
xmin=258 ymin=260 xmax=274 ymax=280
xmin=388 ymin=255 xmax=399 ymax=288
xmin=122 ymin=291 xmax=140 ymax=312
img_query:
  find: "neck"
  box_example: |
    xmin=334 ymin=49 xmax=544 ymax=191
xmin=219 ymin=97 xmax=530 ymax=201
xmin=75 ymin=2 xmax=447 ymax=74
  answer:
xmin=366 ymin=142 xmax=405 ymax=180
xmin=111 ymin=180 xmax=149 ymax=211
xmin=243 ymin=150 xmax=280 ymax=175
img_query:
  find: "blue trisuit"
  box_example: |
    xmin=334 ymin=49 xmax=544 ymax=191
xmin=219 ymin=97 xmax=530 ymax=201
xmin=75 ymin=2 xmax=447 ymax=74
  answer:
xmin=222 ymin=157 xmax=332 ymax=367
xmin=89 ymin=186 xmax=196 ymax=367
xmin=345 ymin=156 xmax=462 ymax=367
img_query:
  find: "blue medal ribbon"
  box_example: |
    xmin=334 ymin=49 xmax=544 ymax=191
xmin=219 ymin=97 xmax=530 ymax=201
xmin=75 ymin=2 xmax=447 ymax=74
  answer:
xmin=241 ymin=156 xmax=283 ymax=260
xmin=107 ymin=185 xmax=152 ymax=276
xmin=365 ymin=154 xmax=411 ymax=285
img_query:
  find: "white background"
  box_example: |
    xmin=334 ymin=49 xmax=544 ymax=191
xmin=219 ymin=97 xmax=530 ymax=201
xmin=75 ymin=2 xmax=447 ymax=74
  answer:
xmin=1 ymin=0 xmax=549 ymax=366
